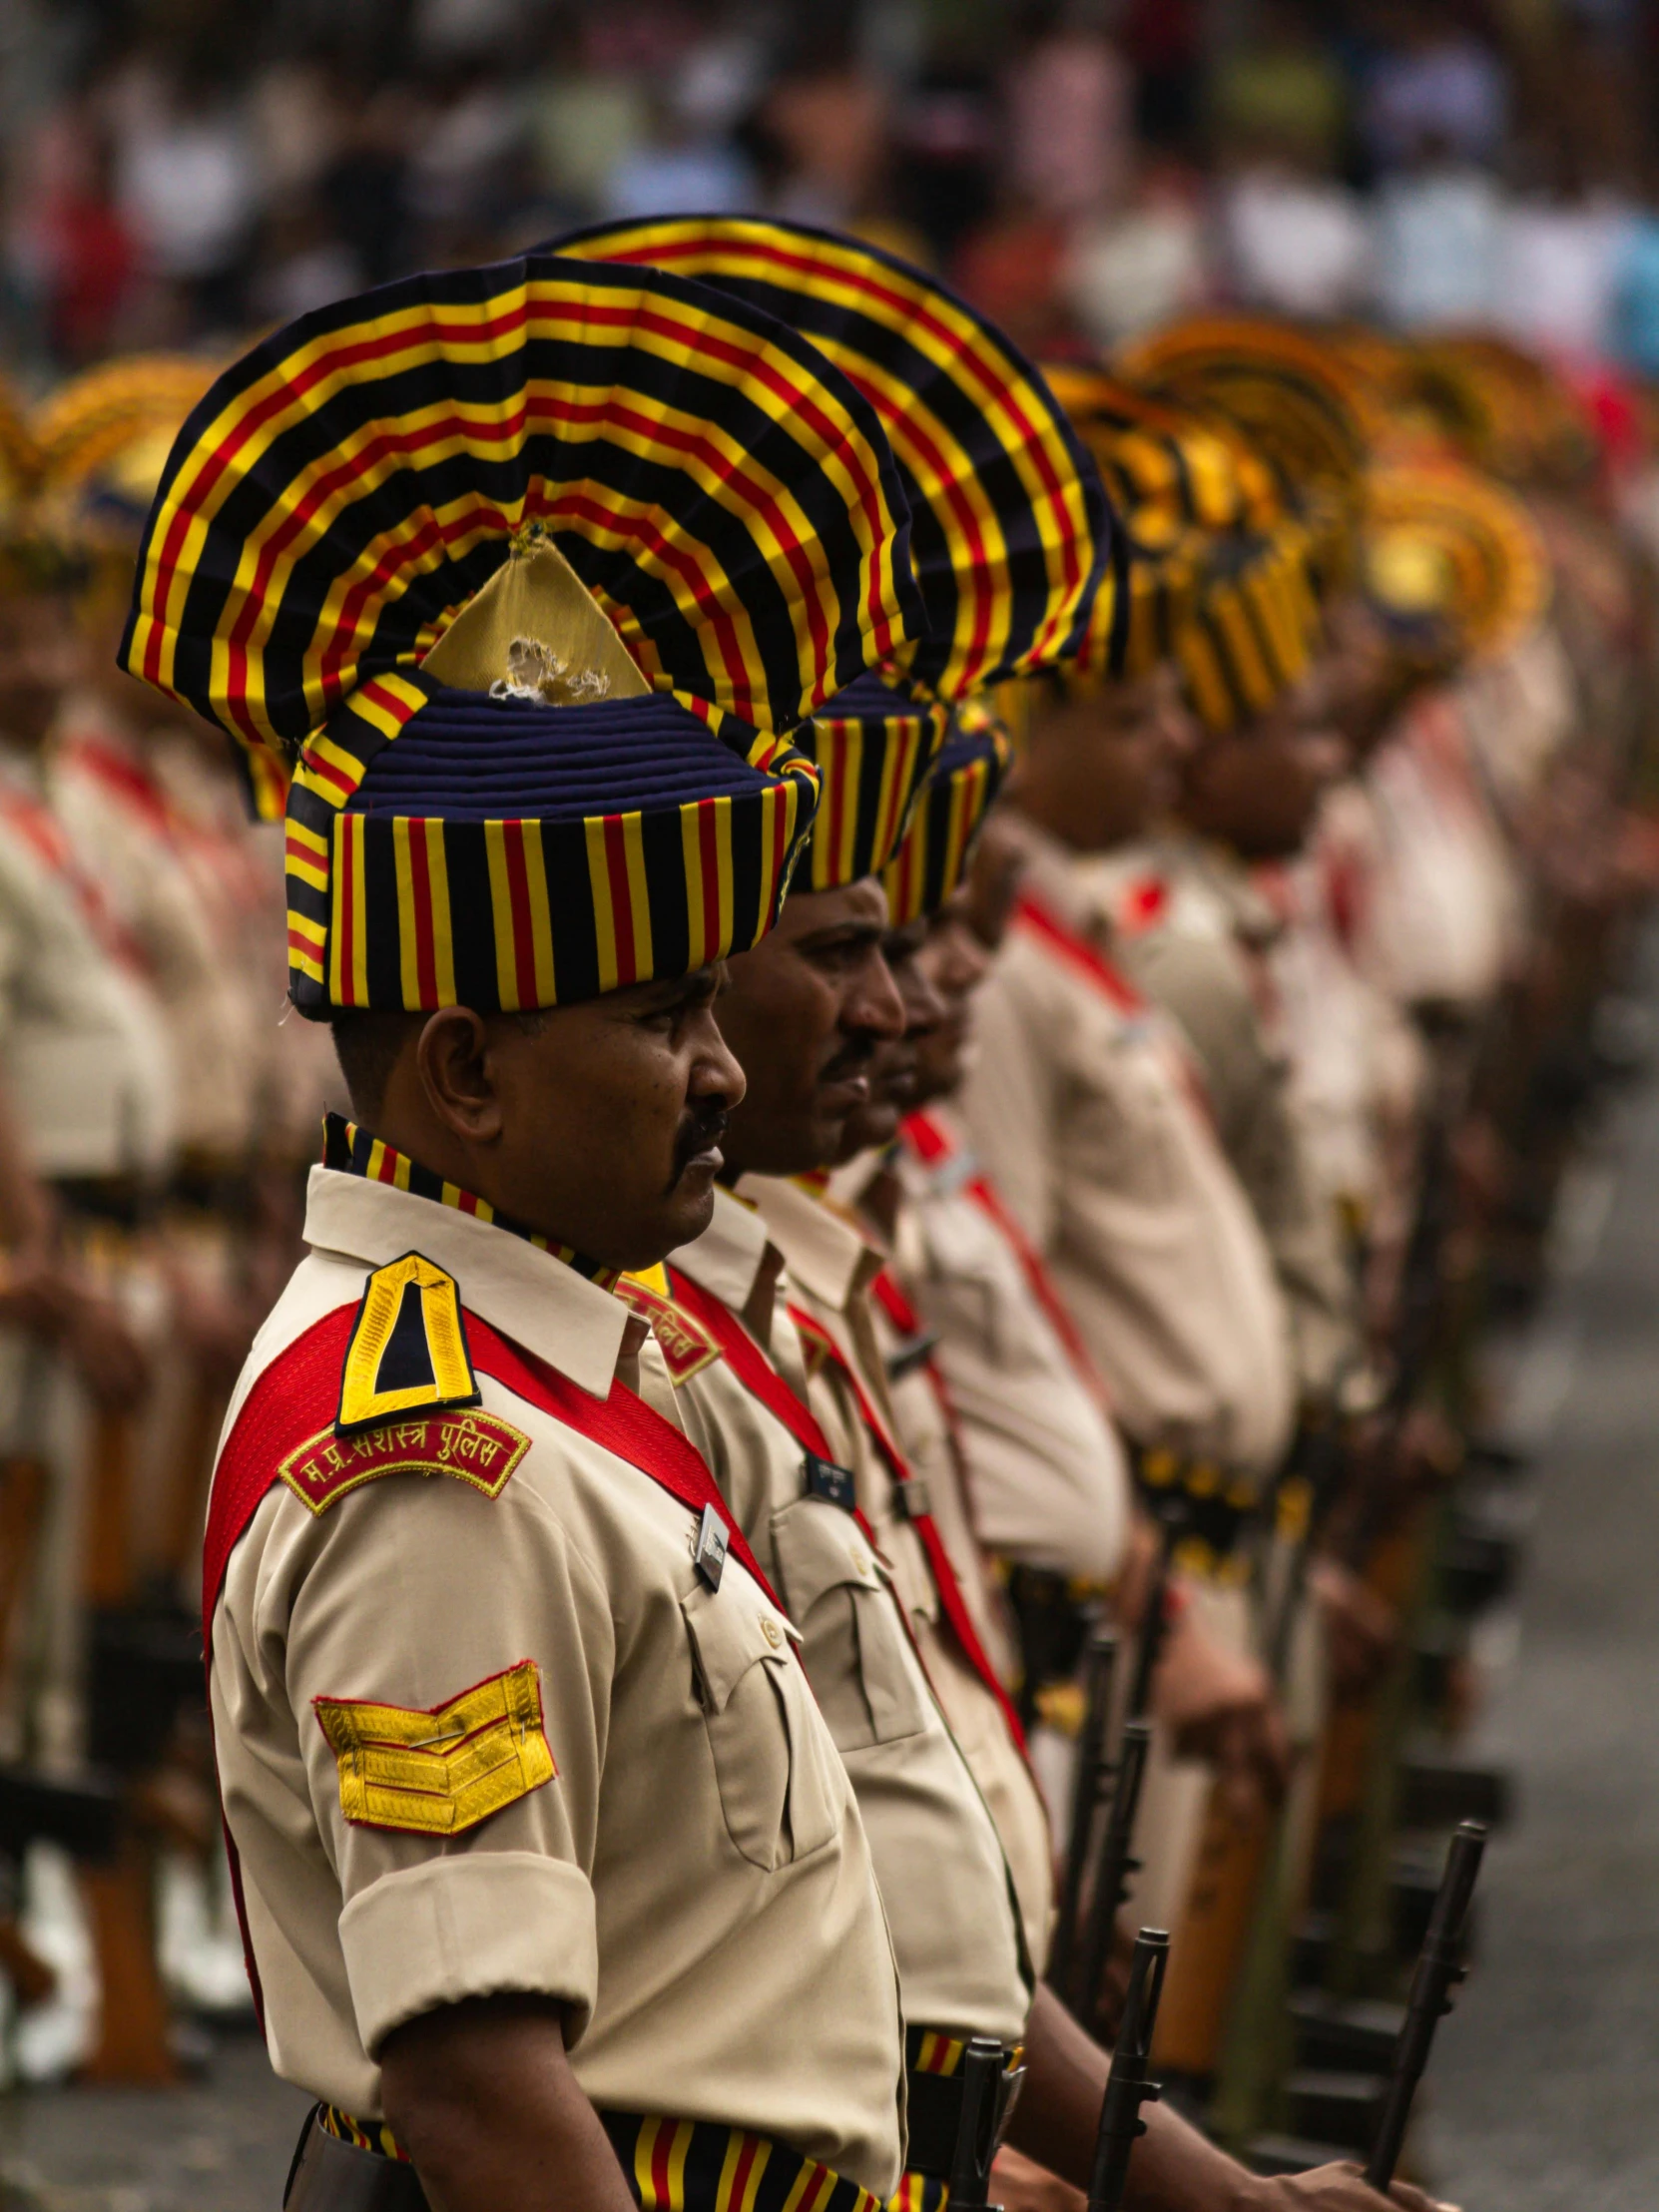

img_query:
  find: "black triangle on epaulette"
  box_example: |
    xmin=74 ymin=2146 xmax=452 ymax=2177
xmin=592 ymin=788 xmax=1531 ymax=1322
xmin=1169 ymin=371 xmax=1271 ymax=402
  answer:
xmin=335 ymin=1252 xmax=481 ymax=1436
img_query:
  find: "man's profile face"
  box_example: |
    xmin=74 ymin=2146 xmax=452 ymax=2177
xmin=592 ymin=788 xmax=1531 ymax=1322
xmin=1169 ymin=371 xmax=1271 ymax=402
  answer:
xmin=0 ymin=589 xmax=80 ymax=750
xmin=1018 ymin=664 xmax=1195 ymax=851
xmin=906 ymin=892 xmax=996 ymax=1112
xmin=835 ymin=914 xmax=947 ymax=1160
xmin=431 ymin=965 xmax=746 ymax=1272
xmin=714 ymin=878 xmax=905 ymax=1178
xmin=1176 ymin=688 xmax=1351 ymax=860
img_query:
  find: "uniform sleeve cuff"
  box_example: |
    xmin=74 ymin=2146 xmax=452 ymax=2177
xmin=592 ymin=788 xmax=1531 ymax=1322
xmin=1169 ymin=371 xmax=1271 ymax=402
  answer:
xmin=339 ymin=1850 xmax=598 ymax=2057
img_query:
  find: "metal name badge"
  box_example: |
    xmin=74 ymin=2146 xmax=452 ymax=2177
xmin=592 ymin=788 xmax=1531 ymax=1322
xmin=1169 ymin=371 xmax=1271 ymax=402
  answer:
xmin=884 ymin=1330 xmax=940 ymax=1385
xmin=694 ymin=1502 xmax=729 ymax=1592
xmin=804 ymin=1451 xmax=857 ymax=1512
xmin=893 ymin=1476 xmax=932 ymax=1521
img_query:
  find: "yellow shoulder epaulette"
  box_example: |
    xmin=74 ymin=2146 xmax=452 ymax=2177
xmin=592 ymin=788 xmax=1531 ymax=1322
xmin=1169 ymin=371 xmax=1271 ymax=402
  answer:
xmin=336 ymin=1252 xmax=481 ymax=1435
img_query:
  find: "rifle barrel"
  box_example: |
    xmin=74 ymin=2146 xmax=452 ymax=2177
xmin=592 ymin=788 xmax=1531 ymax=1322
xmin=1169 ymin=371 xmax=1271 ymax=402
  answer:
xmin=1365 ymin=1822 xmax=1486 ymax=2190
xmin=1086 ymin=1929 xmax=1169 ymax=2212
xmin=1054 ymin=1632 xmax=1117 ymax=2006
xmin=1078 ymin=1719 xmax=1152 ymax=2035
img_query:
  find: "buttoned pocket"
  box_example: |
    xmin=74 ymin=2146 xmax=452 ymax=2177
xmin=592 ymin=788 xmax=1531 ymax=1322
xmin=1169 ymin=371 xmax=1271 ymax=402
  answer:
xmin=770 ymin=1497 xmax=931 ymax=1752
xmin=681 ymin=1580 xmax=840 ymax=1870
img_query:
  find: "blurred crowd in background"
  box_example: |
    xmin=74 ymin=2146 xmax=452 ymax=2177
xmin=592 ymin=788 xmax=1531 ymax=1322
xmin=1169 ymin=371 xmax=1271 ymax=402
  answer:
xmin=7 ymin=0 xmax=1659 ymax=391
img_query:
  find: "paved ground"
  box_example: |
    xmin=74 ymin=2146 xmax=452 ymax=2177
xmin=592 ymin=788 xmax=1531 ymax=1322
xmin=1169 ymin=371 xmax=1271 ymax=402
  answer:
xmin=1420 ymin=1004 xmax=1659 ymax=2208
xmin=7 ymin=996 xmax=1659 ymax=2209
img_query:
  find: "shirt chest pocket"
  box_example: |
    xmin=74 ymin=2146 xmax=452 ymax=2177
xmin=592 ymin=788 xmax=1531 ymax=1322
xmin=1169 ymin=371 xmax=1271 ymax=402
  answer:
xmin=770 ymin=1496 xmax=932 ymax=1755
xmin=681 ymin=1580 xmax=840 ymax=1871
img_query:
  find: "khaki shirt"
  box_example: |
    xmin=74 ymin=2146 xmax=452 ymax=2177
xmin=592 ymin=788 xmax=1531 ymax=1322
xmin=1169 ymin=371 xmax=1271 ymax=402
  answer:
xmin=649 ymin=1186 xmax=1030 ymax=2045
xmin=959 ymin=823 xmax=1295 ymax=1481
xmin=209 ymin=1168 xmax=904 ymax=2192
xmin=50 ymin=710 xmax=272 ymax=1162
xmin=876 ymin=1116 xmax=1133 ymax=1590
xmin=1089 ymin=835 xmax=1364 ymax=1409
xmin=740 ymin=1174 xmax=1056 ymax=1974
xmin=0 ymin=738 xmax=174 ymax=1178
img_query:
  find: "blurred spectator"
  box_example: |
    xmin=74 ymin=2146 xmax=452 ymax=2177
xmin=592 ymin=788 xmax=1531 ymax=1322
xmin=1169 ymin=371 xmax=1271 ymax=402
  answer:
xmin=753 ymin=25 xmax=888 ymax=229
xmin=1210 ymin=0 xmax=1349 ymax=178
xmin=1495 ymin=128 xmax=1632 ymax=360
xmin=1005 ymin=9 xmax=1132 ymax=224
xmin=18 ymin=92 xmax=140 ymax=363
xmin=114 ymin=57 xmax=261 ymax=331
xmin=1120 ymin=0 xmax=1205 ymax=153
xmin=1360 ymin=2 xmax=1510 ymax=175
xmin=1371 ymin=136 xmax=1504 ymax=328
xmin=249 ymin=194 xmax=363 ymax=328
xmin=1213 ymin=3 xmax=1368 ymax=319
xmin=890 ymin=24 xmax=1001 ymax=265
xmin=1064 ymin=150 xmax=1211 ymax=346
xmin=603 ymin=89 xmax=757 ymax=219
xmin=1220 ymin=162 xmax=1371 ymax=319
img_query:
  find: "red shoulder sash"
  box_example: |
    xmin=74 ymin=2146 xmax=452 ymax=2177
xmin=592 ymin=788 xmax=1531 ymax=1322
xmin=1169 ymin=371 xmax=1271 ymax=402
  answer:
xmin=203 ymin=1301 xmax=781 ymax=1650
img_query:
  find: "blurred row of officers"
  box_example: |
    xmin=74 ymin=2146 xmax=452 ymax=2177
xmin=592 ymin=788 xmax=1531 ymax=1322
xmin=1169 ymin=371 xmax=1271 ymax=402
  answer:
xmin=0 ymin=220 xmax=1653 ymax=2212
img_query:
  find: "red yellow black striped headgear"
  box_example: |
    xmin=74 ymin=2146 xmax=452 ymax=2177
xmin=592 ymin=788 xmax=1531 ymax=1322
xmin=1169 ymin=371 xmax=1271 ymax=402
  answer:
xmin=881 ymin=698 xmax=1011 ymax=925
xmin=553 ymin=216 xmax=1116 ymax=699
xmin=1362 ymin=458 xmax=1549 ymax=665
xmin=793 ymin=672 xmax=947 ymax=890
xmin=119 ymin=254 xmax=928 ymax=1010
xmin=35 ymin=354 xmax=217 ymax=554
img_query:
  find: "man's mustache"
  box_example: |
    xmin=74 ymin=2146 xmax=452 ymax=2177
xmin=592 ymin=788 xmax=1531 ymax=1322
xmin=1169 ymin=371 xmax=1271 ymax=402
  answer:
xmin=820 ymin=1032 xmax=878 ymax=1085
xmin=671 ymin=1100 xmax=730 ymax=1179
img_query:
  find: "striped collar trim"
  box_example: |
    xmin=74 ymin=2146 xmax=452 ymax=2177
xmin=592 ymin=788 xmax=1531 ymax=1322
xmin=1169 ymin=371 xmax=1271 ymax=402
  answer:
xmin=321 ymin=1113 xmax=618 ymax=1289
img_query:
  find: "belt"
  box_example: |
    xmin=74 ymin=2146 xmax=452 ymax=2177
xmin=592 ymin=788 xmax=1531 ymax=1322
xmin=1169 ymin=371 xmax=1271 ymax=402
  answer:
xmin=1134 ymin=1449 xmax=1261 ymax=1583
xmin=285 ymin=2104 xmax=887 ymax=2212
xmin=901 ymin=2028 xmax=1025 ymax=2184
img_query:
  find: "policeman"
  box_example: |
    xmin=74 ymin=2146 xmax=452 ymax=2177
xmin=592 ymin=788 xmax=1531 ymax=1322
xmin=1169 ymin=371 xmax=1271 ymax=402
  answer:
xmin=122 ymin=252 xmax=929 ymax=2212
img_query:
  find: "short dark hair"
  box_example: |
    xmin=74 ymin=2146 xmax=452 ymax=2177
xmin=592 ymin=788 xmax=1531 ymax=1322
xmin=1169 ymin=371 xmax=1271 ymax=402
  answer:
xmin=327 ymin=1010 xmax=419 ymax=1123
xmin=327 ymin=1006 xmax=554 ymax=1124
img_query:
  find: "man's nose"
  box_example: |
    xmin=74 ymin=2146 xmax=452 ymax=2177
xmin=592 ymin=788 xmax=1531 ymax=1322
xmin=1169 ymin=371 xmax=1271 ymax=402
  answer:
xmin=844 ymin=947 xmax=906 ymax=1041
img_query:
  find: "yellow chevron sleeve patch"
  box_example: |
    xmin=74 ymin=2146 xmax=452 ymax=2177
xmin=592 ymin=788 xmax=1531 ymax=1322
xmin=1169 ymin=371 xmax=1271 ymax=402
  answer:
xmin=314 ymin=1659 xmax=555 ymax=1837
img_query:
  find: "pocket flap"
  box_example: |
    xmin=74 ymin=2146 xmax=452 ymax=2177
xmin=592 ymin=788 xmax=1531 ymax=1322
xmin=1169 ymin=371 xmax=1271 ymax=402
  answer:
xmin=771 ymin=1495 xmax=885 ymax=1622
xmin=681 ymin=1581 xmax=798 ymax=1716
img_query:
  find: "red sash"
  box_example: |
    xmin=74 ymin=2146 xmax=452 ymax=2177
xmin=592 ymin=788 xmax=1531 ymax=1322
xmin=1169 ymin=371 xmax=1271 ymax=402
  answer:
xmin=788 ymin=1293 xmax=1027 ymax=1757
xmin=202 ymin=1297 xmax=787 ymax=2028
xmin=664 ymin=1266 xmax=886 ymax=1557
xmin=1012 ymin=886 xmax=1216 ymax=1129
xmin=901 ymin=1108 xmax=1110 ymax=1410
xmin=204 ymin=1302 xmax=781 ymax=1646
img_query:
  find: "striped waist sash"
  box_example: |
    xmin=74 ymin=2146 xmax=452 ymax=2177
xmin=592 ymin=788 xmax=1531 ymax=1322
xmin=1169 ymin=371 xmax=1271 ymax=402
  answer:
xmin=314 ymin=2106 xmax=886 ymax=2212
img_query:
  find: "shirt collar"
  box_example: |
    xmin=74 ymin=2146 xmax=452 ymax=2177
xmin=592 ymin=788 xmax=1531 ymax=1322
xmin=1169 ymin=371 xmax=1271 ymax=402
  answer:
xmin=736 ymin=1171 xmax=883 ymax=1315
xmin=306 ymin=1120 xmax=628 ymax=1395
xmin=672 ymin=1183 xmax=776 ymax=1314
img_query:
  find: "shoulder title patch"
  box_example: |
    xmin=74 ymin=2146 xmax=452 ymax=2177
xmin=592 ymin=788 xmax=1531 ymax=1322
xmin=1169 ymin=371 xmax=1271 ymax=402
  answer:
xmin=279 ymin=1408 xmax=530 ymax=1516
xmin=337 ymin=1252 xmax=480 ymax=1435
xmin=617 ymin=1273 xmax=723 ymax=1385
xmin=314 ymin=1658 xmax=555 ymax=1837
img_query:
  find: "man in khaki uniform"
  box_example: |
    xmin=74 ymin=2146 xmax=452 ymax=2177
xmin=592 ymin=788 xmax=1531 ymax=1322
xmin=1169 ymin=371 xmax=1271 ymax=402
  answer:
xmin=122 ymin=254 xmax=930 ymax=2212
xmin=662 ymin=712 xmax=1444 ymax=2212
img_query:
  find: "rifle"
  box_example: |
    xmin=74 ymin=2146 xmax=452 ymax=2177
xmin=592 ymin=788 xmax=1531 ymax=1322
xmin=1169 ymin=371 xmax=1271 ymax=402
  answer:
xmin=1365 ymin=1822 xmax=1485 ymax=2189
xmin=1076 ymin=1719 xmax=1152 ymax=2038
xmin=1051 ymin=1631 xmax=1117 ymax=2007
xmin=1086 ymin=1930 xmax=1170 ymax=2212
xmin=946 ymin=2037 xmax=1011 ymax=2212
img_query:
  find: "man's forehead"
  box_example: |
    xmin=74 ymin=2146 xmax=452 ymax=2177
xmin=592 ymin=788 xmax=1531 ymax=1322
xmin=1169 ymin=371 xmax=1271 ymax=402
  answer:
xmin=778 ymin=875 xmax=891 ymax=939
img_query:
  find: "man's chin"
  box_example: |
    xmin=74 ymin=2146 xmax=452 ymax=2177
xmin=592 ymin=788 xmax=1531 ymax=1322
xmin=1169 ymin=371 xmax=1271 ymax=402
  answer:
xmin=659 ymin=1174 xmax=721 ymax=1255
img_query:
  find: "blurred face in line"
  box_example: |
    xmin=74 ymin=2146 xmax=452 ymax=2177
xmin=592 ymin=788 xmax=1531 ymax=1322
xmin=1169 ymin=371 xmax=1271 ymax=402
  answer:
xmin=906 ymin=886 xmax=998 ymax=1110
xmin=0 ymin=589 xmax=80 ymax=751
xmin=834 ymin=913 xmax=947 ymax=1161
xmin=1010 ymin=664 xmax=1197 ymax=852
xmin=715 ymin=878 xmax=906 ymax=1179
xmin=1175 ymin=678 xmax=1352 ymax=861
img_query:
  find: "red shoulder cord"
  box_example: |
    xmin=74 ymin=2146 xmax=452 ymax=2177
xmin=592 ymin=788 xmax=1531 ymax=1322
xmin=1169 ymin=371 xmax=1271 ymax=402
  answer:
xmin=664 ymin=1266 xmax=881 ymax=1556
xmin=901 ymin=1109 xmax=1111 ymax=1412
xmin=202 ymin=1301 xmax=788 ymax=2026
xmin=789 ymin=1287 xmax=1028 ymax=1758
xmin=1011 ymin=885 xmax=1219 ymax=1133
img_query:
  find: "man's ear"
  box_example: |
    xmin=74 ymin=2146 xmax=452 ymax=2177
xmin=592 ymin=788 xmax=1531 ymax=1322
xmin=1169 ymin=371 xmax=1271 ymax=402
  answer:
xmin=414 ymin=1008 xmax=503 ymax=1143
